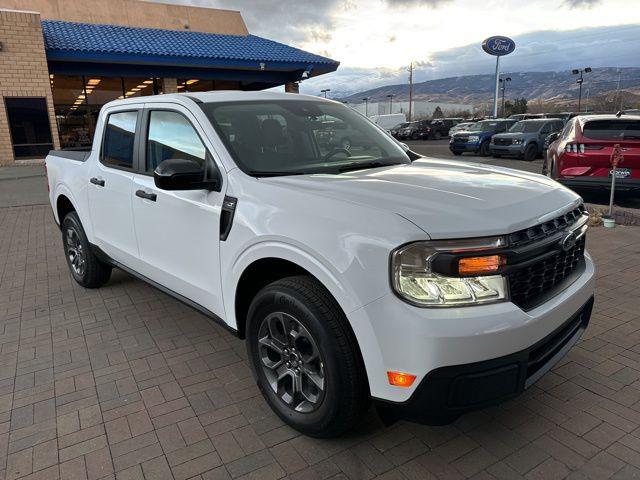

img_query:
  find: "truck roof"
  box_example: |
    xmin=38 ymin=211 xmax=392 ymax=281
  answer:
xmin=102 ymin=90 xmax=327 ymax=109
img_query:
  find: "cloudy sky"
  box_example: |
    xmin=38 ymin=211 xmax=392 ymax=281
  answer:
xmin=153 ymin=0 xmax=640 ymax=96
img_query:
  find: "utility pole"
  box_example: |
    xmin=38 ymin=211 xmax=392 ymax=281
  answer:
xmin=386 ymin=94 xmax=395 ymax=114
xmin=408 ymin=62 xmax=413 ymax=121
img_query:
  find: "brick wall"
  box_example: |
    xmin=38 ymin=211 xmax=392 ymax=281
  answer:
xmin=0 ymin=9 xmax=59 ymax=166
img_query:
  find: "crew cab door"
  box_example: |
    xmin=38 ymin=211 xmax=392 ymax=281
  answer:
xmin=131 ymin=105 xmax=226 ymax=318
xmin=87 ymin=107 xmax=142 ymax=266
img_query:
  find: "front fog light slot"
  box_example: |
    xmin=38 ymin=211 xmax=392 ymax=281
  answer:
xmin=392 ymin=241 xmax=508 ymax=307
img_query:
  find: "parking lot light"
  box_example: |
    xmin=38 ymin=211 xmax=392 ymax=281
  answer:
xmin=572 ymin=67 xmax=592 ymax=112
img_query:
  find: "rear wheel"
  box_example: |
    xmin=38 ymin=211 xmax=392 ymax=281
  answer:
xmin=61 ymin=212 xmax=111 ymax=288
xmin=523 ymin=144 xmax=537 ymax=161
xmin=452 ymin=151 xmax=462 ymax=156
xmin=434 ymin=132 xmax=442 ymax=140
xmin=247 ymin=276 xmax=369 ymax=437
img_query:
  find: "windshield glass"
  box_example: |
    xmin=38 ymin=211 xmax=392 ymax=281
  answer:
xmin=582 ymin=119 xmax=640 ymax=140
xmin=467 ymin=120 xmax=501 ymax=132
xmin=201 ymin=100 xmax=409 ymax=176
xmin=509 ymin=121 xmax=543 ymax=133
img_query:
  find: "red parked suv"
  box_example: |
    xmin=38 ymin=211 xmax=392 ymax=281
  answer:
xmin=544 ymin=114 xmax=640 ymax=192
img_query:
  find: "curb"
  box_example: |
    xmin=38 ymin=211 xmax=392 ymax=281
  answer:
xmin=586 ymin=204 xmax=640 ymax=227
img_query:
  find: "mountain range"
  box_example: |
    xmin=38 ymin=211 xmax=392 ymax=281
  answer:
xmin=339 ymin=67 xmax=640 ymax=108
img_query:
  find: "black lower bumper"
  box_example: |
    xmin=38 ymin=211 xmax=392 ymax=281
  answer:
xmin=375 ymin=297 xmax=594 ymax=425
xmin=559 ymin=177 xmax=640 ymax=192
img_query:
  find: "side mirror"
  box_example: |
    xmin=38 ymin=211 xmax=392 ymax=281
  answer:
xmin=154 ymin=158 xmax=219 ymax=191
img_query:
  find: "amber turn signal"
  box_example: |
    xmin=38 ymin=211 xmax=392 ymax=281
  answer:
xmin=458 ymin=255 xmax=504 ymax=275
xmin=387 ymin=371 xmax=417 ymax=387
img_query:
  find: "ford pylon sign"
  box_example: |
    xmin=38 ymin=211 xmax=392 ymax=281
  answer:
xmin=482 ymin=36 xmax=516 ymax=56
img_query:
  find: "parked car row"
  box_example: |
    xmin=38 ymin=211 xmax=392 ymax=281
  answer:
xmin=392 ymin=118 xmax=463 ymax=140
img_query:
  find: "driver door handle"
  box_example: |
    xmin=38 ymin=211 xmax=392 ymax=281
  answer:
xmin=90 ymin=177 xmax=105 ymax=187
xmin=135 ymin=189 xmax=157 ymax=202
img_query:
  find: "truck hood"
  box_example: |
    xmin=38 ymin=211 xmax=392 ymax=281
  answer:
xmin=493 ymin=132 xmax=529 ymax=140
xmin=261 ymin=158 xmax=581 ymax=239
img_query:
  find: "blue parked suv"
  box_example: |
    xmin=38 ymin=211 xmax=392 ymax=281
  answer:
xmin=449 ymin=119 xmax=516 ymax=156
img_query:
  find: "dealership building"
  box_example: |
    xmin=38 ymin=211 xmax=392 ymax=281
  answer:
xmin=0 ymin=0 xmax=339 ymax=165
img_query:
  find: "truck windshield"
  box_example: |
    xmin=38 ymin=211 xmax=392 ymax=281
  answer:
xmin=509 ymin=122 xmax=544 ymax=133
xmin=200 ymin=100 xmax=409 ymax=176
xmin=467 ymin=121 xmax=500 ymax=132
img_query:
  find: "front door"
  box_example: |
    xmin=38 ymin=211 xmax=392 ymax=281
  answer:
xmin=87 ymin=108 xmax=141 ymax=266
xmin=131 ymin=106 xmax=226 ymax=318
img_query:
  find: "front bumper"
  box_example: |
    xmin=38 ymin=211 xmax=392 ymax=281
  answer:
xmin=349 ymin=251 xmax=595 ymax=409
xmin=559 ymin=176 xmax=640 ymax=192
xmin=376 ymin=296 xmax=593 ymax=424
xmin=449 ymin=142 xmax=480 ymax=153
xmin=490 ymin=144 xmax=525 ymax=156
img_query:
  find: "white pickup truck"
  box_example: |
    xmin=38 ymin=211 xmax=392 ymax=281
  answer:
xmin=46 ymin=92 xmax=595 ymax=437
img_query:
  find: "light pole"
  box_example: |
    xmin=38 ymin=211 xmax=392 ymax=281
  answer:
xmin=320 ymin=88 xmax=331 ymax=98
xmin=499 ymin=76 xmax=511 ymax=117
xmin=386 ymin=94 xmax=395 ymax=114
xmin=572 ymin=67 xmax=592 ymax=112
xmin=362 ymin=97 xmax=370 ymax=116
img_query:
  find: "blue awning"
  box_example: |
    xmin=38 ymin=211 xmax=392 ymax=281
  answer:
xmin=42 ymin=20 xmax=339 ymax=87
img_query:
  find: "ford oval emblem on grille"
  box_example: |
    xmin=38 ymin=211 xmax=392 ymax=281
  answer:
xmin=561 ymin=231 xmax=578 ymax=252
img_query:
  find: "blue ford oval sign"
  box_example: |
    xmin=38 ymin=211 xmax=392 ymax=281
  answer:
xmin=482 ymin=36 xmax=516 ymax=56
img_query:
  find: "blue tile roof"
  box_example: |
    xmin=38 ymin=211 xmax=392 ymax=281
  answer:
xmin=41 ymin=20 xmax=339 ymax=71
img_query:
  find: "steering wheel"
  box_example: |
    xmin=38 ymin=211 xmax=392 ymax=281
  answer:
xmin=322 ymin=148 xmax=352 ymax=161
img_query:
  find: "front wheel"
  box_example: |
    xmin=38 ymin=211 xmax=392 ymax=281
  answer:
xmin=523 ymin=144 xmax=537 ymax=161
xmin=246 ymin=276 xmax=369 ymax=437
xmin=479 ymin=141 xmax=490 ymax=157
xmin=452 ymin=151 xmax=462 ymax=156
xmin=434 ymin=132 xmax=442 ymax=140
xmin=61 ymin=212 xmax=111 ymax=288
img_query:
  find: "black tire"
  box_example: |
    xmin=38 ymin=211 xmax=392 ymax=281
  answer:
xmin=479 ymin=140 xmax=490 ymax=157
xmin=434 ymin=132 xmax=442 ymax=140
xmin=411 ymin=132 xmax=420 ymax=141
xmin=452 ymin=151 xmax=463 ymax=156
xmin=524 ymin=144 xmax=537 ymax=161
xmin=61 ymin=212 xmax=112 ymax=288
xmin=492 ymin=153 xmax=502 ymax=158
xmin=246 ymin=275 xmax=369 ymax=437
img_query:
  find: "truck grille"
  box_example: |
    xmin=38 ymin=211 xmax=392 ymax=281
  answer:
xmin=493 ymin=138 xmax=513 ymax=146
xmin=506 ymin=205 xmax=588 ymax=310
xmin=508 ymin=235 xmax=585 ymax=310
xmin=453 ymin=135 xmax=468 ymax=143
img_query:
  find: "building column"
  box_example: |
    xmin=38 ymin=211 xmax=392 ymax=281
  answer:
xmin=162 ymin=78 xmax=179 ymax=94
xmin=0 ymin=9 xmax=59 ymax=165
xmin=284 ymin=82 xmax=300 ymax=94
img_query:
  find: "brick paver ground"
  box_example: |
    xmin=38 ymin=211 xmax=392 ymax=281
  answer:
xmin=1 ymin=205 xmax=640 ymax=480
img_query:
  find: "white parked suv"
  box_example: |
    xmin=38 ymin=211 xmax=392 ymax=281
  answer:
xmin=46 ymin=92 xmax=595 ymax=437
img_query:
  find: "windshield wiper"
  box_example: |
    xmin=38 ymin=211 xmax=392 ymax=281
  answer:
xmin=337 ymin=161 xmax=403 ymax=174
xmin=248 ymin=170 xmax=309 ymax=177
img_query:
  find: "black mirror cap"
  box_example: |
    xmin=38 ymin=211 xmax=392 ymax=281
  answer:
xmin=154 ymin=158 xmax=219 ymax=191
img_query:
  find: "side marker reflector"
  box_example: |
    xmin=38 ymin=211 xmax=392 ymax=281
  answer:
xmin=387 ymin=371 xmax=416 ymax=387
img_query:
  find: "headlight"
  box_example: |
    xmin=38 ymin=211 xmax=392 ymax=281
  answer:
xmin=468 ymin=135 xmax=480 ymax=142
xmin=513 ymin=139 xmax=523 ymax=145
xmin=391 ymin=239 xmax=508 ymax=307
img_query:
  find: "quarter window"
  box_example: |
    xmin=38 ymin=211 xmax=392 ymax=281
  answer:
xmin=102 ymin=111 xmax=138 ymax=169
xmin=146 ymin=111 xmax=206 ymax=171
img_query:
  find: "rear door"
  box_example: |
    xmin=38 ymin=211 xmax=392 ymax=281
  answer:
xmin=87 ymin=106 xmax=142 ymax=266
xmin=131 ymin=104 xmax=226 ymax=317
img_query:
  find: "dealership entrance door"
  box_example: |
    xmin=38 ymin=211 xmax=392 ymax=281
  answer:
xmin=5 ymin=97 xmax=54 ymax=159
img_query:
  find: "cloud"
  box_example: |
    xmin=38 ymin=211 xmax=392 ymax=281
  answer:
xmin=563 ymin=0 xmax=601 ymax=7
xmin=384 ymin=0 xmax=452 ymax=6
xmin=299 ymin=24 xmax=640 ymax=98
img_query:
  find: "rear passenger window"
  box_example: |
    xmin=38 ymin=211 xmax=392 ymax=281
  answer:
xmin=146 ymin=111 xmax=206 ymax=172
xmin=102 ymin=111 xmax=138 ymax=169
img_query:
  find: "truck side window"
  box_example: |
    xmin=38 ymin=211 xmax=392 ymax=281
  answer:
xmin=146 ymin=111 xmax=207 ymax=172
xmin=102 ymin=111 xmax=138 ymax=169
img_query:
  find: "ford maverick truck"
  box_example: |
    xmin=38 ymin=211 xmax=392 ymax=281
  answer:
xmin=46 ymin=92 xmax=595 ymax=437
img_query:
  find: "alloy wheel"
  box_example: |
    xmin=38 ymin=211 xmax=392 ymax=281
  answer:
xmin=257 ymin=312 xmax=326 ymax=413
xmin=65 ymin=227 xmax=86 ymax=276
